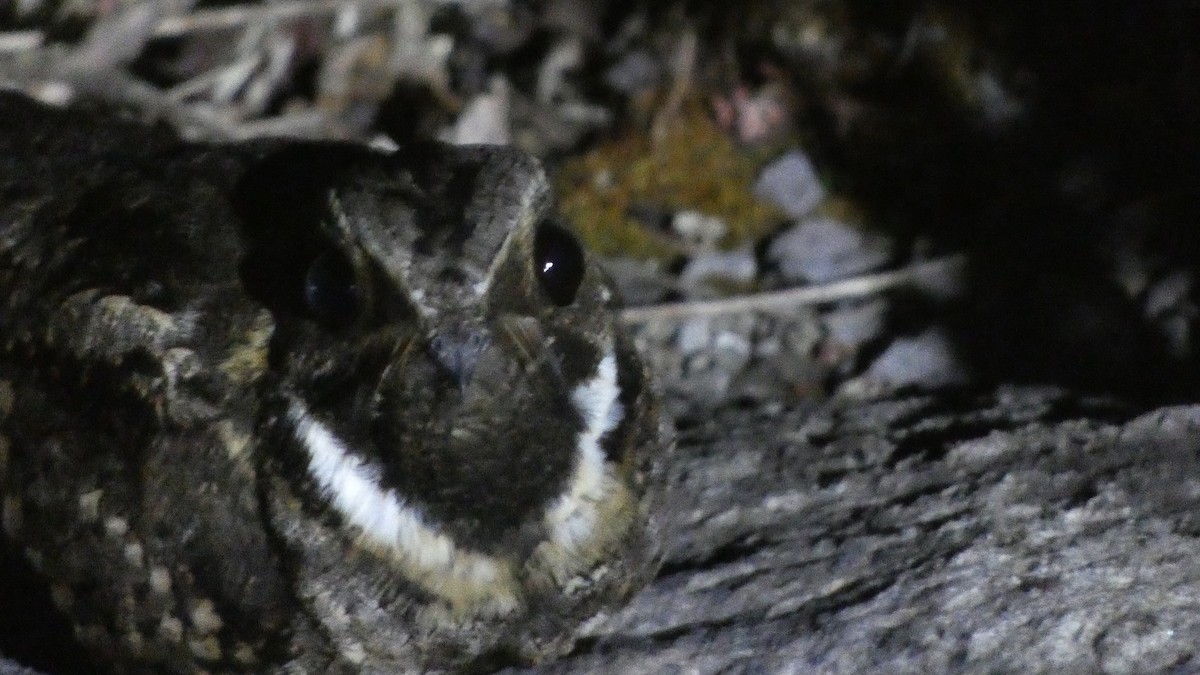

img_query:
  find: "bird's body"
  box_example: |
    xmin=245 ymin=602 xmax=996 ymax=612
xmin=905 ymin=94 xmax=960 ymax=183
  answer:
xmin=0 ymin=94 xmax=667 ymax=673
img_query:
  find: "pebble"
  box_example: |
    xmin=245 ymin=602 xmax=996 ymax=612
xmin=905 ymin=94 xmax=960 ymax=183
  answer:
xmin=753 ymin=150 xmax=825 ymax=220
xmin=1160 ymin=315 xmax=1192 ymax=359
xmin=678 ymin=247 xmax=757 ymax=298
xmin=1144 ymin=270 xmax=1195 ymax=358
xmin=1144 ymin=271 xmax=1192 ymax=317
xmin=671 ymin=210 xmax=727 ymax=249
xmin=767 ymin=215 xmax=892 ymax=284
xmin=604 ymin=49 xmax=662 ymax=93
xmin=673 ymin=367 xmax=732 ymax=409
xmin=779 ymin=312 xmax=824 ymax=358
xmin=711 ymin=330 xmax=753 ymax=372
xmin=863 ymin=328 xmax=969 ymax=390
xmin=676 ymin=317 xmax=714 ymax=355
xmin=973 ymin=71 xmax=1024 ymax=127
xmin=823 ymin=300 xmax=887 ymax=348
xmin=729 ymin=356 xmax=826 ymax=404
xmin=599 ymin=256 xmax=675 ymax=306
xmin=537 ymin=38 xmax=584 ymax=104
xmin=447 ymin=76 xmax=511 ymax=146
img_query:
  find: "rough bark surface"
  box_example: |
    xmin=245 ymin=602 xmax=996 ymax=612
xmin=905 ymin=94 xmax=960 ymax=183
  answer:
xmin=508 ymin=386 xmax=1200 ymax=674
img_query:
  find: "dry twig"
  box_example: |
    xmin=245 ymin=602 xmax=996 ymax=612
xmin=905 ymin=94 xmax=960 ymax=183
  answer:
xmin=152 ymin=0 xmax=500 ymax=38
xmin=620 ymin=253 xmax=967 ymax=324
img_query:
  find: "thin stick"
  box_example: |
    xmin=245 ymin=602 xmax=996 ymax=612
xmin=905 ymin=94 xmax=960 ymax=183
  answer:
xmin=620 ymin=253 xmax=967 ymax=324
xmin=153 ymin=0 xmax=501 ymax=38
xmin=651 ymin=28 xmax=697 ymax=146
xmin=153 ymin=0 xmax=370 ymax=37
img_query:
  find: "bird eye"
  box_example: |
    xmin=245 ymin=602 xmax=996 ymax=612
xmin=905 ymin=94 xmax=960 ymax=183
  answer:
xmin=534 ymin=222 xmax=585 ymax=307
xmin=304 ymin=250 xmax=362 ymax=328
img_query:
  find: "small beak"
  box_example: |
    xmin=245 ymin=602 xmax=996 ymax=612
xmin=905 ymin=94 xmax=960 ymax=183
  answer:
xmin=428 ymin=326 xmax=492 ymax=390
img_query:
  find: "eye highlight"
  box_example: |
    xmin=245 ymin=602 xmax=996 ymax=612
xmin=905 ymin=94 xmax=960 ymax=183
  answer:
xmin=304 ymin=250 xmax=363 ymax=328
xmin=534 ymin=222 xmax=585 ymax=307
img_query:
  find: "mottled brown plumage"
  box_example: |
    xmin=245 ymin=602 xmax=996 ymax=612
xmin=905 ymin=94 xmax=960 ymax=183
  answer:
xmin=0 ymin=93 xmax=669 ymax=674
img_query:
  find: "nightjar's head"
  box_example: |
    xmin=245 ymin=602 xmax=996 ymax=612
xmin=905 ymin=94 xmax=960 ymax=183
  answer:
xmin=235 ymin=143 xmax=665 ymax=664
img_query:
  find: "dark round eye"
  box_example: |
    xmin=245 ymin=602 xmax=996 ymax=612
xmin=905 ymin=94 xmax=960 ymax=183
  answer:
xmin=304 ymin=251 xmax=362 ymax=328
xmin=534 ymin=222 xmax=585 ymax=307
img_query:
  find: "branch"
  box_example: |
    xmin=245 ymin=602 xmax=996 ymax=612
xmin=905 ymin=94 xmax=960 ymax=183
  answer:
xmin=620 ymin=253 xmax=967 ymax=324
xmin=152 ymin=0 xmax=504 ymax=38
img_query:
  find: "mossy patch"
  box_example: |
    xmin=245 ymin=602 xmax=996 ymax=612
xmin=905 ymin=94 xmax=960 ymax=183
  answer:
xmin=557 ymin=105 xmax=785 ymax=258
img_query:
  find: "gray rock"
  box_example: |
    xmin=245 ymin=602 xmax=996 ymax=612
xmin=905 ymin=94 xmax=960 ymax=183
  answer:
xmin=603 ymin=49 xmax=662 ymax=93
xmin=974 ymin=71 xmax=1025 ymax=127
xmin=823 ymin=299 xmax=887 ymax=348
xmin=753 ymin=149 xmax=825 ymax=219
xmin=675 ymin=317 xmax=714 ymax=355
xmin=1160 ymin=315 xmax=1192 ymax=359
xmin=673 ymin=360 xmax=733 ymax=409
xmin=863 ymin=327 xmax=969 ymax=390
xmin=671 ymin=210 xmax=727 ymax=249
xmin=779 ymin=312 xmax=824 ymax=359
xmin=631 ymin=308 xmax=832 ymax=419
xmin=1142 ymin=271 xmax=1195 ymax=358
xmin=768 ymin=216 xmax=893 ymax=284
xmin=1144 ymin=270 xmax=1192 ymax=317
xmin=0 ymin=658 xmax=45 ymax=675
xmin=599 ymin=256 xmax=676 ymax=306
xmin=710 ymin=329 xmax=752 ymax=373
xmin=446 ymin=76 xmax=511 ymax=146
xmin=515 ymin=389 xmax=1200 ymax=674
xmin=728 ymin=355 xmax=826 ymax=404
xmin=678 ymin=247 xmax=757 ymax=299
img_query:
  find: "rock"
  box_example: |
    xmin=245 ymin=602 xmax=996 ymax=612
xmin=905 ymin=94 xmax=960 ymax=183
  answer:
xmin=823 ymin=299 xmax=887 ymax=349
xmin=1142 ymin=271 xmax=1195 ymax=358
xmin=0 ymin=656 xmax=46 ymax=675
xmin=710 ymin=329 xmax=752 ymax=373
xmin=728 ymin=355 xmax=826 ymax=404
xmin=517 ymin=389 xmax=1200 ymax=674
xmin=778 ymin=312 xmax=824 ymax=360
xmin=599 ymin=256 xmax=675 ymax=306
xmin=674 ymin=359 xmax=733 ymax=410
xmin=1160 ymin=315 xmax=1193 ymax=359
xmin=973 ymin=71 xmax=1025 ymax=127
xmin=446 ymin=76 xmax=511 ymax=146
xmin=1144 ymin=270 xmax=1192 ymax=317
xmin=654 ymin=313 xmax=781 ymax=414
xmin=675 ymin=316 xmax=714 ymax=355
xmin=767 ymin=216 xmax=893 ymax=284
xmin=861 ymin=327 xmax=970 ymax=391
xmin=671 ymin=210 xmax=727 ymax=249
xmin=753 ymin=149 xmax=825 ymax=219
xmin=678 ymin=247 xmax=757 ymax=299
xmin=603 ymin=50 xmax=662 ymax=93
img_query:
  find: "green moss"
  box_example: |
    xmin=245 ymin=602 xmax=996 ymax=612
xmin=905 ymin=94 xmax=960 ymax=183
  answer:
xmin=557 ymin=107 xmax=784 ymax=258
